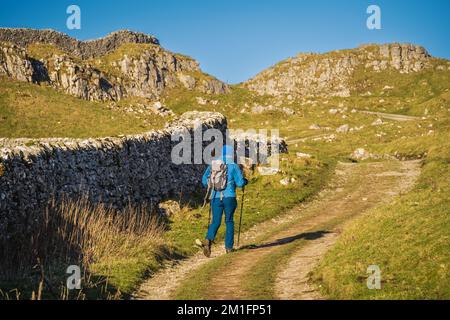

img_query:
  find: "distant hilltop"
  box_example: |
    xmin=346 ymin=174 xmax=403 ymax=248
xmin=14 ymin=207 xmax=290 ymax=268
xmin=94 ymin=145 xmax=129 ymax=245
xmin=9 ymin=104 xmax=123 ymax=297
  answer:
xmin=243 ymin=43 xmax=438 ymax=98
xmin=0 ymin=28 xmax=160 ymax=58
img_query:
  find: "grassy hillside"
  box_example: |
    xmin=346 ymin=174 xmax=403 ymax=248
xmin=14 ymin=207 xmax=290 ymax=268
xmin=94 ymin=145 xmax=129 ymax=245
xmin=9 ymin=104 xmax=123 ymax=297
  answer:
xmin=0 ymin=77 xmax=165 ymax=139
xmin=348 ymin=58 xmax=450 ymax=116
xmin=312 ymin=123 xmax=450 ymax=299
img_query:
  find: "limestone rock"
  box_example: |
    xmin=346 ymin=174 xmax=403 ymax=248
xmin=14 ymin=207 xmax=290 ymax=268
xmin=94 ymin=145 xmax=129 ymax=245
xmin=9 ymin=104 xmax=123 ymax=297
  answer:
xmin=309 ymin=124 xmax=321 ymax=130
xmin=350 ymin=148 xmax=372 ymax=161
xmin=257 ymin=167 xmax=279 ymax=176
xmin=158 ymin=200 xmax=181 ymax=217
xmin=244 ymin=43 xmax=432 ymax=98
xmin=0 ymin=43 xmax=33 ymax=82
xmin=178 ymin=73 xmax=197 ymax=90
xmin=198 ymin=78 xmax=230 ymax=95
xmin=151 ymin=102 xmax=174 ymax=117
xmin=328 ymin=108 xmax=339 ymax=115
xmin=371 ymin=118 xmax=384 ymax=126
xmin=0 ymin=28 xmax=229 ymax=102
xmin=296 ymin=152 xmax=312 ymax=159
xmin=196 ymin=97 xmax=208 ymax=105
xmin=0 ymin=28 xmax=160 ymax=59
xmin=251 ymin=105 xmax=295 ymax=115
xmin=336 ymin=124 xmax=350 ymax=133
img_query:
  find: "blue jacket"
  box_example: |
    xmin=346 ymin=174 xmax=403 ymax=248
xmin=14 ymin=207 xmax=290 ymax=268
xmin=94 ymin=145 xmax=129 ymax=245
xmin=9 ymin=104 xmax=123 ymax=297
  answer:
xmin=202 ymin=146 xmax=247 ymax=199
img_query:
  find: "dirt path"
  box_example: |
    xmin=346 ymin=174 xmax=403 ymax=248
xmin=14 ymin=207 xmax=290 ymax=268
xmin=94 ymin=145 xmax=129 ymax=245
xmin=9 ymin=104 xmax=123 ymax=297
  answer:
xmin=136 ymin=160 xmax=420 ymax=300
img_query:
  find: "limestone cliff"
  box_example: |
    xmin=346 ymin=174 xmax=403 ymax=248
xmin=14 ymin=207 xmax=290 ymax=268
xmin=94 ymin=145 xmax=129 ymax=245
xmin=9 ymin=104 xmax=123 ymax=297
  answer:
xmin=244 ymin=43 xmax=432 ymax=98
xmin=0 ymin=28 xmax=229 ymax=102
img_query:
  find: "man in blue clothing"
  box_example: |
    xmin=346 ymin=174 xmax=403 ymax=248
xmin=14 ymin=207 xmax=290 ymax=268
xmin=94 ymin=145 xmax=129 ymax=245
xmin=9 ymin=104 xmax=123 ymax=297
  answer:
xmin=201 ymin=145 xmax=248 ymax=257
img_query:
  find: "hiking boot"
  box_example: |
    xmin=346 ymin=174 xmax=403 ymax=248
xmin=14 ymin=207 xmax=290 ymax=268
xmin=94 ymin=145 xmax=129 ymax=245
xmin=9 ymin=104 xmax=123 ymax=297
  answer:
xmin=202 ymin=240 xmax=212 ymax=258
xmin=226 ymin=248 xmax=235 ymax=254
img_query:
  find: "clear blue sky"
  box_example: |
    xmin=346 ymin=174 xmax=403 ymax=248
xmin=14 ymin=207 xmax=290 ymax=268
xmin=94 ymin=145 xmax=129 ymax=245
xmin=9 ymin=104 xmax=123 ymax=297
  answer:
xmin=1 ymin=0 xmax=449 ymax=83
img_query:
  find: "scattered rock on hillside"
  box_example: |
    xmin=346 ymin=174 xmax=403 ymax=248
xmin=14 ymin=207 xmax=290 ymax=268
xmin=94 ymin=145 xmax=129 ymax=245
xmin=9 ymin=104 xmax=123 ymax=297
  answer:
xmin=309 ymin=124 xmax=321 ymax=130
xmin=196 ymin=97 xmax=219 ymax=106
xmin=152 ymin=102 xmax=174 ymax=117
xmin=296 ymin=152 xmax=312 ymax=159
xmin=336 ymin=124 xmax=350 ymax=133
xmin=258 ymin=167 xmax=279 ymax=176
xmin=350 ymin=148 xmax=372 ymax=161
xmin=158 ymin=200 xmax=181 ymax=217
xmin=328 ymin=108 xmax=339 ymax=115
xmin=196 ymin=97 xmax=208 ymax=105
xmin=251 ymin=105 xmax=295 ymax=115
xmin=198 ymin=78 xmax=230 ymax=95
xmin=349 ymin=148 xmax=389 ymax=161
xmin=372 ymin=118 xmax=384 ymax=126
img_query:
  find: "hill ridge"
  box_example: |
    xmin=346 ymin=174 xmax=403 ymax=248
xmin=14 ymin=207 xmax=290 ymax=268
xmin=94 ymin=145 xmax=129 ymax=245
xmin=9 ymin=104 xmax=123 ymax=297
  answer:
xmin=0 ymin=28 xmax=160 ymax=59
xmin=243 ymin=43 xmax=440 ymax=98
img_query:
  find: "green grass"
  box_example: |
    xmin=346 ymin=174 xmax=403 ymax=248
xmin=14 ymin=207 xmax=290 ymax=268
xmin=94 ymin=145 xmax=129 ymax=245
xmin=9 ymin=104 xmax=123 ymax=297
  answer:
xmin=173 ymin=252 xmax=233 ymax=300
xmin=243 ymin=240 xmax=301 ymax=300
xmin=90 ymin=246 xmax=168 ymax=297
xmin=27 ymin=43 xmax=65 ymax=61
xmin=311 ymin=127 xmax=450 ymax=299
xmin=0 ymin=77 xmax=165 ymax=138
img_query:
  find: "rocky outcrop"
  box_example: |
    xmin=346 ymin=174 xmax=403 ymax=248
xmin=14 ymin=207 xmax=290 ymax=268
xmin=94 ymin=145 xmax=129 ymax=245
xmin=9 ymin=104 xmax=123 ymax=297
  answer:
xmin=0 ymin=28 xmax=229 ymax=102
xmin=198 ymin=78 xmax=230 ymax=95
xmin=0 ymin=43 xmax=33 ymax=82
xmin=45 ymin=54 xmax=124 ymax=101
xmin=0 ymin=28 xmax=159 ymax=59
xmin=374 ymin=43 xmax=430 ymax=72
xmin=244 ymin=43 xmax=432 ymax=98
xmin=115 ymin=48 xmax=205 ymax=99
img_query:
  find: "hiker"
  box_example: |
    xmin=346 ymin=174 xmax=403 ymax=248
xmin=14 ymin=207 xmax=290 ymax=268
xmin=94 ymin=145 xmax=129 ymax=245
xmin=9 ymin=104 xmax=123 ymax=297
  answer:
xmin=201 ymin=145 xmax=248 ymax=257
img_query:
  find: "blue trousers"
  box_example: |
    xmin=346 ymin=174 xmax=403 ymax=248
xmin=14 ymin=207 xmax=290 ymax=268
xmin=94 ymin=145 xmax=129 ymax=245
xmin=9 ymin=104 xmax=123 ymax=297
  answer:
xmin=206 ymin=197 xmax=238 ymax=249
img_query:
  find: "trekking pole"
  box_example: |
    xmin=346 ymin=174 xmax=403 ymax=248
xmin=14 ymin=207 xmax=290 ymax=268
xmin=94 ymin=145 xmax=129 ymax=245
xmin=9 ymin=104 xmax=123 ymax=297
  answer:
xmin=237 ymin=187 xmax=245 ymax=248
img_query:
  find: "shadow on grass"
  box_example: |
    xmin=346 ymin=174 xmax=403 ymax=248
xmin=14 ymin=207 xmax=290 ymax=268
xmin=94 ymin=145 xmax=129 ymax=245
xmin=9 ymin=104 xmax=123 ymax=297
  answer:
xmin=240 ymin=230 xmax=331 ymax=250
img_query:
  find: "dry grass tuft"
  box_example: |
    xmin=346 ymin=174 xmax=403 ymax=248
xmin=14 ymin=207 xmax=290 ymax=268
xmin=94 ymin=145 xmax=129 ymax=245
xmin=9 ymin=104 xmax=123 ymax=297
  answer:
xmin=0 ymin=197 xmax=165 ymax=299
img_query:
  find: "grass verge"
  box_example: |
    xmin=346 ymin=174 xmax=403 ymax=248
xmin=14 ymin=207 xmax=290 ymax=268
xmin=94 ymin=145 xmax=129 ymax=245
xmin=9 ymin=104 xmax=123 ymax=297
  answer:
xmin=311 ymin=126 xmax=450 ymax=299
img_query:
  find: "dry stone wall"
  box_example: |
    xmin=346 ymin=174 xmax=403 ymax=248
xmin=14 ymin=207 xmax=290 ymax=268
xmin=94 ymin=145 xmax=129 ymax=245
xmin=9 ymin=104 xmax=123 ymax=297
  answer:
xmin=0 ymin=112 xmax=226 ymax=240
